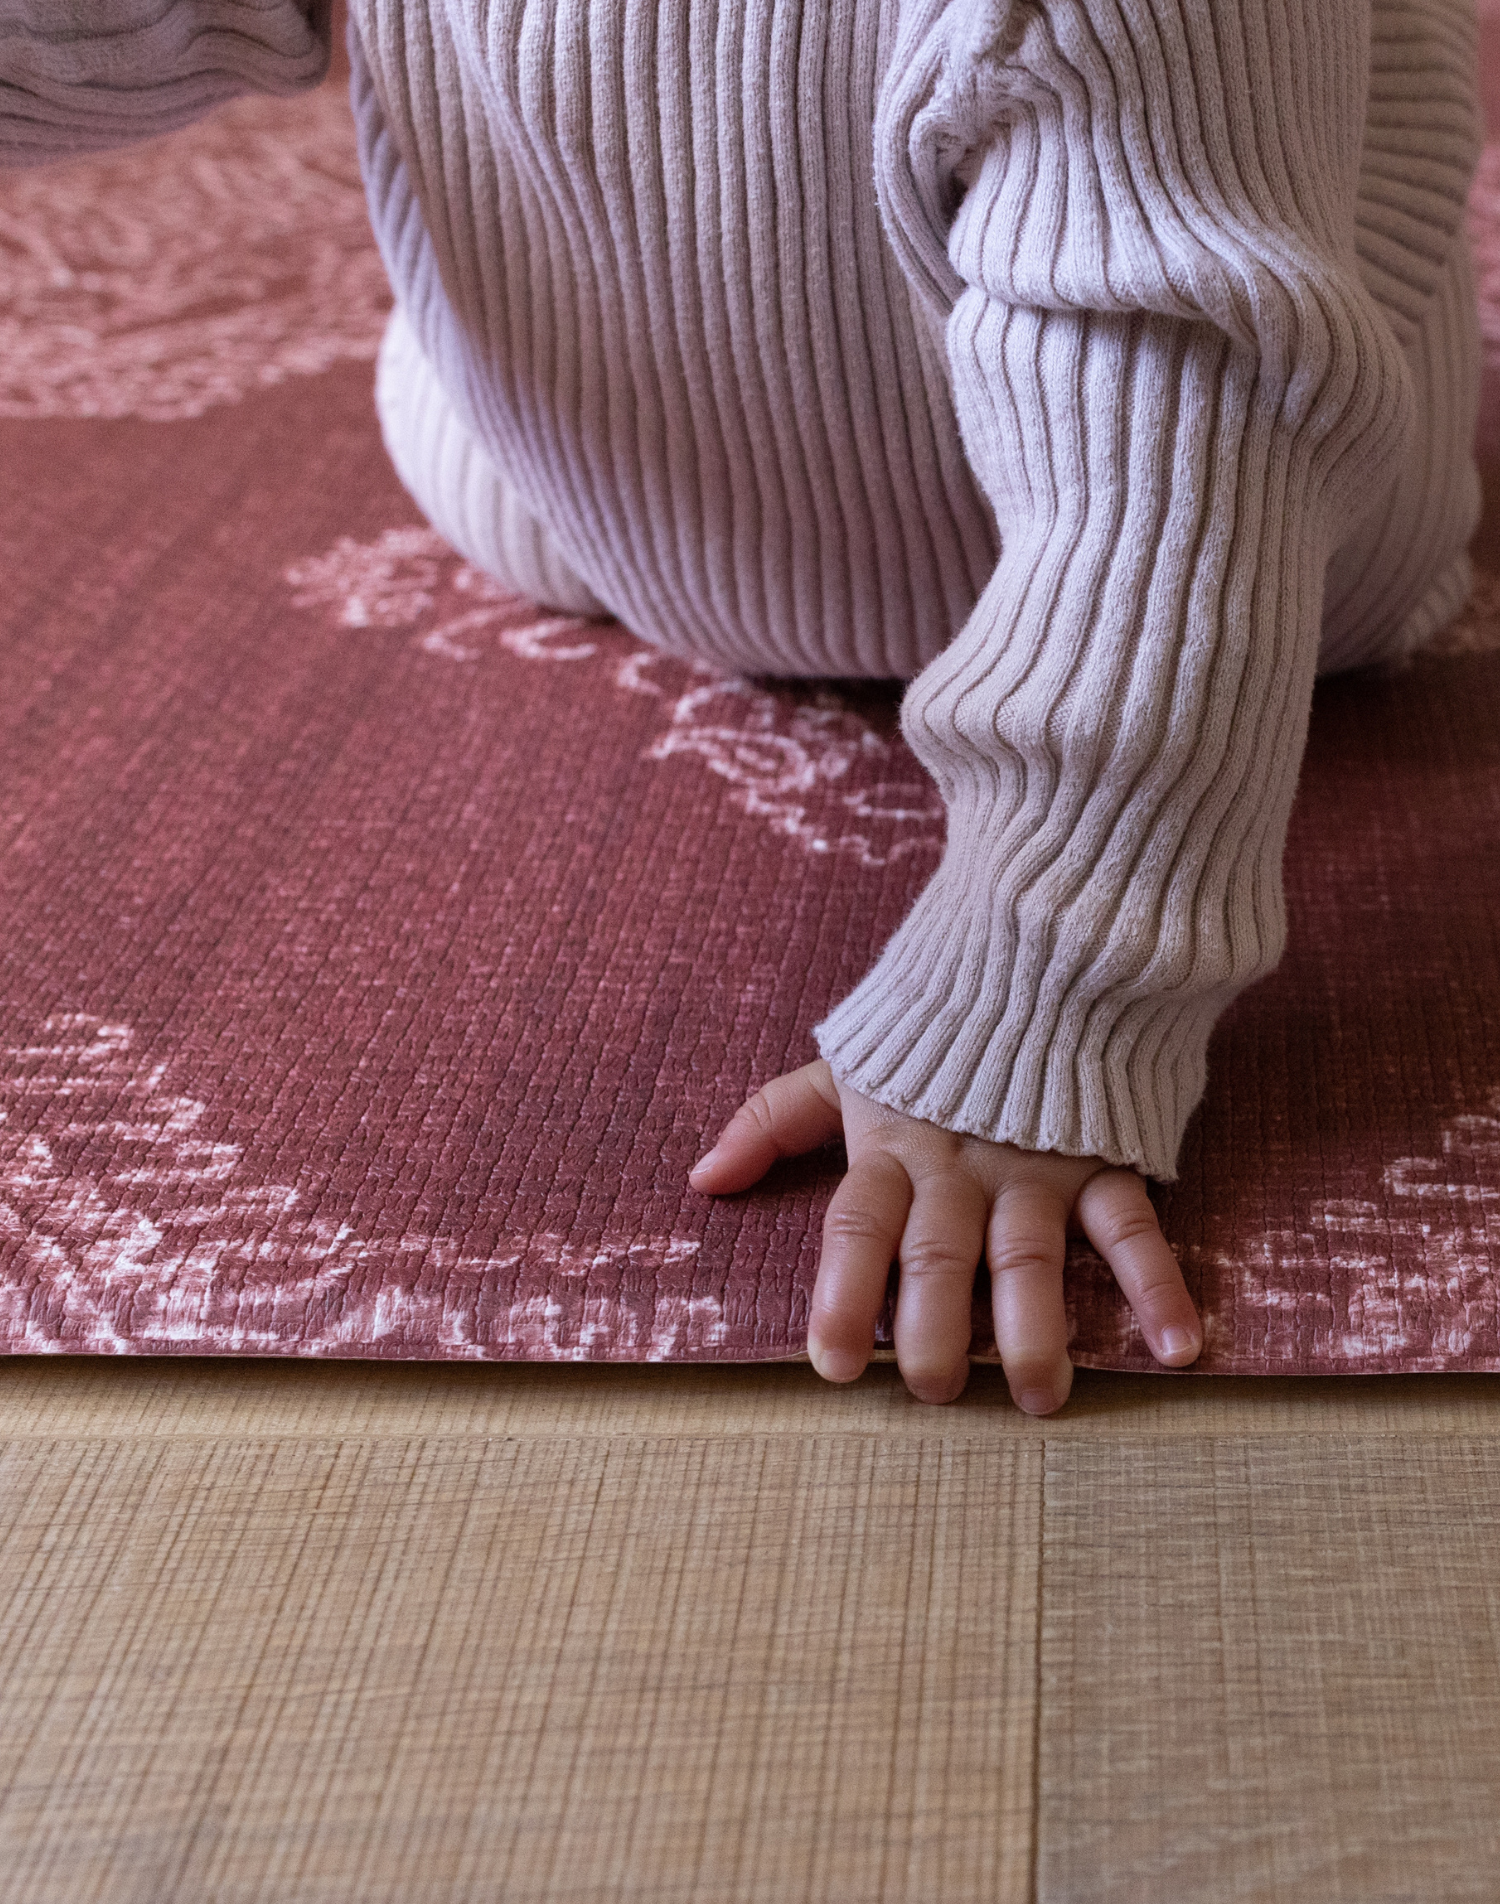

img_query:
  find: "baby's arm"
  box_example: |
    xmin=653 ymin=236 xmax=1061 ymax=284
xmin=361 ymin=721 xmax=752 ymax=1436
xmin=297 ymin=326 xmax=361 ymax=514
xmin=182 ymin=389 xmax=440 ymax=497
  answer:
xmin=697 ymin=0 xmax=1468 ymax=1406
xmin=0 ymin=0 xmax=330 ymax=166
xmin=814 ymin=0 xmax=1421 ymax=1182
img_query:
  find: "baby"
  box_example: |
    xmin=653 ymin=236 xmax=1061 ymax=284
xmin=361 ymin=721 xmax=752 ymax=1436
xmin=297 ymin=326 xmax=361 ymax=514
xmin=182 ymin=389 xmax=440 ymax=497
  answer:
xmin=4 ymin=0 xmax=1482 ymax=1412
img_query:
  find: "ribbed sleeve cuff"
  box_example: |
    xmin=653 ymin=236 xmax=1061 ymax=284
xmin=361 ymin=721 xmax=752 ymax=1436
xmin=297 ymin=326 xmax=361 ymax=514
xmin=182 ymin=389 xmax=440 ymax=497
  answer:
xmin=813 ymin=851 xmax=1239 ymax=1184
xmin=0 ymin=0 xmax=330 ymax=166
xmin=815 ymin=284 xmax=1409 ymax=1182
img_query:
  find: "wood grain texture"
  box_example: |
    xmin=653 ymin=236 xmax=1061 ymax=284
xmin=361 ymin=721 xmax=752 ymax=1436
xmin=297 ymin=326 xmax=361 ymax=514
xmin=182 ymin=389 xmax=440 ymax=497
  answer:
xmin=1040 ymin=1437 xmax=1500 ymax=1902
xmin=0 ymin=1433 xmax=1039 ymax=1904
xmin=3 ymin=1357 xmax=1500 ymax=1443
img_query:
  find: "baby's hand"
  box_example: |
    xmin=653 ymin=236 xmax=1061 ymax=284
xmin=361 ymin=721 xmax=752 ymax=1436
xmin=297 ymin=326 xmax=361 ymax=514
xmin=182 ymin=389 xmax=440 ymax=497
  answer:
xmin=690 ymin=1059 xmax=1202 ymax=1413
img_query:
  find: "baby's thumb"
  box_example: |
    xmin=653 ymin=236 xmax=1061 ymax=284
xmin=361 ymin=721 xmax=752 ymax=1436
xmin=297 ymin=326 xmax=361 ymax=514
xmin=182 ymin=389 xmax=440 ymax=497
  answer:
xmin=690 ymin=1060 xmax=843 ymax=1193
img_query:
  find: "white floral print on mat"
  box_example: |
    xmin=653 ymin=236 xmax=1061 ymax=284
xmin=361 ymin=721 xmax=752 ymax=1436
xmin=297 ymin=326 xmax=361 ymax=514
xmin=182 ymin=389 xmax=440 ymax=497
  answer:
xmin=0 ymin=91 xmax=389 ymax=421
xmin=1066 ymin=1089 xmax=1500 ymax=1370
xmin=286 ymin=527 xmax=947 ymax=868
xmin=4 ymin=1018 xmax=1496 ymax=1367
xmin=288 ymin=519 xmax=1500 ymax=876
xmin=1427 ymin=565 xmax=1500 ymax=658
xmin=0 ymin=1017 xmax=717 ymax=1358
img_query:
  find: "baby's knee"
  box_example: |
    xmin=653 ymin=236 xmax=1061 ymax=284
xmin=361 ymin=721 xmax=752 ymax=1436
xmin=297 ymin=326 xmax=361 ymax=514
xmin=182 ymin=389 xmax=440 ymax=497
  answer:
xmin=375 ymin=309 xmax=605 ymax=617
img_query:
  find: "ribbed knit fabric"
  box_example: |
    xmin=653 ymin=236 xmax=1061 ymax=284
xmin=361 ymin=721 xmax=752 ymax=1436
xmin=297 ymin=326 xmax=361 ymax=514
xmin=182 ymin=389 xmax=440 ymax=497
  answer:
xmin=817 ymin=0 xmax=1481 ymax=1178
xmin=375 ymin=306 xmax=607 ymax=615
xmin=0 ymin=0 xmax=1482 ymax=1178
xmin=0 ymin=0 xmax=329 ymax=161
xmin=347 ymin=0 xmax=998 ymax=681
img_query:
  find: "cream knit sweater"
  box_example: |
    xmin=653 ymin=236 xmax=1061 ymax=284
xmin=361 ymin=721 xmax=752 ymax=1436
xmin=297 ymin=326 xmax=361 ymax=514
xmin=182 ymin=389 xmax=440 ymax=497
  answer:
xmin=1 ymin=0 xmax=1482 ymax=1179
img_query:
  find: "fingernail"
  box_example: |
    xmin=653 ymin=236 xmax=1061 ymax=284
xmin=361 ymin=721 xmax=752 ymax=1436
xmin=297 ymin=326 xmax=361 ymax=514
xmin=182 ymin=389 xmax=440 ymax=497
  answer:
xmin=1018 ymin=1388 xmax=1058 ymax=1416
xmin=912 ymin=1375 xmax=967 ymax=1407
xmin=1161 ymin=1327 xmax=1199 ymax=1359
xmin=811 ymin=1347 xmax=863 ymax=1383
xmin=689 ymin=1146 xmax=721 ymax=1180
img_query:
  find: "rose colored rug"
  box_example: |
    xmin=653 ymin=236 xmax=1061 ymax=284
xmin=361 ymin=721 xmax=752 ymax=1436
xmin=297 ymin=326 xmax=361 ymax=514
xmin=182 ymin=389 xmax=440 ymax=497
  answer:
xmin=2 ymin=85 xmax=1498 ymax=1373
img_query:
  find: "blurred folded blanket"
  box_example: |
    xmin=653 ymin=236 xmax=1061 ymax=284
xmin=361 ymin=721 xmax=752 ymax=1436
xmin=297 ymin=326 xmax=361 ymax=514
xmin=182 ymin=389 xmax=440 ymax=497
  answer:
xmin=1 ymin=88 xmax=1497 ymax=1371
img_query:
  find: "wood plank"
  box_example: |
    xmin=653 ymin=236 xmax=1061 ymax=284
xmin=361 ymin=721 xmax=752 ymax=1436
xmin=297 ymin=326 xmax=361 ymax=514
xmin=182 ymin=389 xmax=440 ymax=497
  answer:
xmin=0 ymin=1434 xmax=1039 ymax=1903
xmin=1 ymin=1356 xmax=1498 ymax=1442
xmin=1039 ymin=1436 xmax=1500 ymax=1902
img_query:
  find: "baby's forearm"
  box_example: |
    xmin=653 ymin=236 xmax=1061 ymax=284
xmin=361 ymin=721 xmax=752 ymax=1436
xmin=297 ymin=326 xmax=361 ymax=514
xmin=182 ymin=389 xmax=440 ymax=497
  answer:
xmin=819 ymin=0 xmax=1462 ymax=1182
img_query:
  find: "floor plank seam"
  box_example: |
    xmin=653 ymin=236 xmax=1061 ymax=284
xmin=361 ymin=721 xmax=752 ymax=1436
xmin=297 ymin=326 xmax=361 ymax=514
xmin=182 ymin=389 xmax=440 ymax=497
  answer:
xmin=1030 ymin=1438 xmax=1046 ymax=1904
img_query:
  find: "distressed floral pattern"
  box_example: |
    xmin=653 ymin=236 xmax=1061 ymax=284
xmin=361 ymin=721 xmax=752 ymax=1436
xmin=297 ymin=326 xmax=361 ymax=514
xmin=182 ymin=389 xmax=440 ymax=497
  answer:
xmin=0 ymin=91 xmax=389 ymax=421
xmin=0 ymin=1018 xmax=720 ymax=1359
xmin=1428 ymin=564 xmax=1500 ymax=657
xmin=1066 ymin=1091 xmax=1500 ymax=1371
xmin=287 ymin=527 xmax=947 ymax=869
xmin=0 ymin=100 xmax=1497 ymax=1372
xmin=3 ymin=1012 xmax=1497 ymax=1368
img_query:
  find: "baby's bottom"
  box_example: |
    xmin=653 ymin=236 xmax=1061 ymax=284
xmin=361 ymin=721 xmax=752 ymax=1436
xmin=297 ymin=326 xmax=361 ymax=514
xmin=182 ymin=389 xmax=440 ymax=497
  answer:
xmin=377 ymin=228 xmax=1482 ymax=680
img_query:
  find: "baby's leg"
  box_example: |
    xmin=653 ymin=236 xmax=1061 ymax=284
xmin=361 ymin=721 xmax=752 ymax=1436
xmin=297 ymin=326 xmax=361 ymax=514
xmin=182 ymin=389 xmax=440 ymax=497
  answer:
xmin=1318 ymin=226 xmax=1482 ymax=676
xmin=374 ymin=308 xmax=606 ymax=617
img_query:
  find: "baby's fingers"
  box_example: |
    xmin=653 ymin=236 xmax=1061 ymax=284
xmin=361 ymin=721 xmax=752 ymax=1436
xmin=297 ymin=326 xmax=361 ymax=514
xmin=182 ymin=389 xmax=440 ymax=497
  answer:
xmin=988 ymin=1185 xmax=1073 ymax=1416
xmin=808 ymin=1152 xmax=912 ymax=1383
xmin=689 ymin=1059 xmax=843 ymax=1194
xmin=1075 ymin=1169 xmax=1202 ymax=1367
xmin=892 ymin=1169 xmax=988 ymax=1405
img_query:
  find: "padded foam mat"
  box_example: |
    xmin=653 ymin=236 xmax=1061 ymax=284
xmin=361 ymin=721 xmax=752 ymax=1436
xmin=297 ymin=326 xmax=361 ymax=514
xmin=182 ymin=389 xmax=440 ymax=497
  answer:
xmin=1 ymin=88 xmax=1498 ymax=1370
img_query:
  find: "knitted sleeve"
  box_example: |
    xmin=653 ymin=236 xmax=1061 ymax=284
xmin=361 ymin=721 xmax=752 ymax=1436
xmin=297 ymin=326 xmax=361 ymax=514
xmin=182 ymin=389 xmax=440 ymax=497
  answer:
xmin=0 ymin=0 xmax=330 ymax=164
xmin=813 ymin=0 xmax=1462 ymax=1180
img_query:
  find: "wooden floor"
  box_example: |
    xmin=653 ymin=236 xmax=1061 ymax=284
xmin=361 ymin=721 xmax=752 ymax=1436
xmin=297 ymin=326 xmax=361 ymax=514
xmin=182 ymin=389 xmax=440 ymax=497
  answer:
xmin=1 ymin=1359 xmax=1498 ymax=1901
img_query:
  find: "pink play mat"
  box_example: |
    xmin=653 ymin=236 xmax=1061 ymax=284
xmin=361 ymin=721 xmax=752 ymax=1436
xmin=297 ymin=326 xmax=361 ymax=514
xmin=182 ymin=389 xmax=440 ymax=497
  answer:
xmin=1 ymin=81 xmax=1498 ymax=1373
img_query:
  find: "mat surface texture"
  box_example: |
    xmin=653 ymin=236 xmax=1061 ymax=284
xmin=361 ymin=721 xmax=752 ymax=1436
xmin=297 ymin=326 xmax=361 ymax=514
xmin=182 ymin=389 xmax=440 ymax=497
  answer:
xmin=2 ymin=85 xmax=1499 ymax=1371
